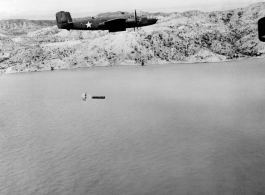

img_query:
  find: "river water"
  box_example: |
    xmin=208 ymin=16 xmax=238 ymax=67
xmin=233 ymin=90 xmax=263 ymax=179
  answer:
xmin=1 ymin=60 xmax=265 ymax=195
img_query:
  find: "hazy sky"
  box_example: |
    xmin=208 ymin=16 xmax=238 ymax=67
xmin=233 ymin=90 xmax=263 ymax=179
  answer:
xmin=0 ymin=0 xmax=262 ymax=20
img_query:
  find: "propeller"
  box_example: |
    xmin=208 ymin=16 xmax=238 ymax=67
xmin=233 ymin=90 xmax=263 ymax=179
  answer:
xmin=134 ymin=9 xmax=137 ymax=31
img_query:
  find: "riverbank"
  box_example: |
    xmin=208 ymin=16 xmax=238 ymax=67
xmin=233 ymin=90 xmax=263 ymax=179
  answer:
xmin=1 ymin=55 xmax=264 ymax=75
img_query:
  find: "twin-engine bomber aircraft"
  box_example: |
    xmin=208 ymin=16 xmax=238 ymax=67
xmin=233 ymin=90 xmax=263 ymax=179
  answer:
xmin=258 ymin=17 xmax=265 ymax=42
xmin=56 ymin=10 xmax=158 ymax=32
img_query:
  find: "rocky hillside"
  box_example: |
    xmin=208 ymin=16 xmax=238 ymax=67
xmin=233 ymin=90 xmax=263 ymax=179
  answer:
xmin=1 ymin=2 xmax=265 ymax=74
xmin=0 ymin=20 xmax=56 ymax=36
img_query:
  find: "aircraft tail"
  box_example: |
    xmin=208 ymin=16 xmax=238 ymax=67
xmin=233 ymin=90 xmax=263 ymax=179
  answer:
xmin=55 ymin=11 xmax=73 ymax=30
xmin=258 ymin=17 xmax=265 ymax=42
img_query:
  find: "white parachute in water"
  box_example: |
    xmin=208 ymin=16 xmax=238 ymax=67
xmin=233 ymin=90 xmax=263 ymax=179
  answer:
xmin=81 ymin=93 xmax=87 ymax=101
xmin=81 ymin=93 xmax=105 ymax=101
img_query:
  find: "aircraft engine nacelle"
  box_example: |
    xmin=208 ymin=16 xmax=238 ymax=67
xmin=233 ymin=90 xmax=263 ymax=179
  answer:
xmin=56 ymin=11 xmax=73 ymax=30
xmin=258 ymin=17 xmax=265 ymax=42
xmin=109 ymin=28 xmax=126 ymax=32
xmin=98 ymin=19 xmax=127 ymax=32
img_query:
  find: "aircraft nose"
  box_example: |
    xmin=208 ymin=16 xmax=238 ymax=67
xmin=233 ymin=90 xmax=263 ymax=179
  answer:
xmin=150 ymin=18 xmax=158 ymax=25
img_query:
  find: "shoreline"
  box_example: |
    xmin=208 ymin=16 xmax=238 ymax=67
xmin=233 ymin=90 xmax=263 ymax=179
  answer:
xmin=1 ymin=56 xmax=265 ymax=75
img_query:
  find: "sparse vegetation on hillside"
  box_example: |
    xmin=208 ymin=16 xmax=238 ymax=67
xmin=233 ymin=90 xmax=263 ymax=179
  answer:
xmin=1 ymin=2 xmax=265 ymax=74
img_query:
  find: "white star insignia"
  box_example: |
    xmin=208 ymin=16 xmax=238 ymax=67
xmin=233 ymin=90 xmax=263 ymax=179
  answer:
xmin=86 ymin=21 xmax=92 ymax=28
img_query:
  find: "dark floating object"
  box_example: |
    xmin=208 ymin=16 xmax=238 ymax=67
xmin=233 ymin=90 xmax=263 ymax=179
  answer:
xmin=81 ymin=93 xmax=105 ymax=101
xmin=91 ymin=96 xmax=105 ymax=99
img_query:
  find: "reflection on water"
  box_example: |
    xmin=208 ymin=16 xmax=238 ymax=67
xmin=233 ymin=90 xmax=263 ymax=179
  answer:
xmin=1 ymin=59 xmax=265 ymax=195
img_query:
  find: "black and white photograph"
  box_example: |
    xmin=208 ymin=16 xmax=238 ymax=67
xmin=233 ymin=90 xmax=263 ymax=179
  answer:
xmin=1 ymin=0 xmax=265 ymax=194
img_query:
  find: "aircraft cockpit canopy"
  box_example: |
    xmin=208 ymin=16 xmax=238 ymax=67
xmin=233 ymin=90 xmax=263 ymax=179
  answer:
xmin=147 ymin=15 xmax=157 ymax=19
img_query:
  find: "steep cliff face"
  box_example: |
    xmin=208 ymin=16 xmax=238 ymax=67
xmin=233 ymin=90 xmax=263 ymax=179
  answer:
xmin=1 ymin=2 xmax=265 ymax=74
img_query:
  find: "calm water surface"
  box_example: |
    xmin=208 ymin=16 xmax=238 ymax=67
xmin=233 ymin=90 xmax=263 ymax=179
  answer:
xmin=1 ymin=60 xmax=265 ymax=195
